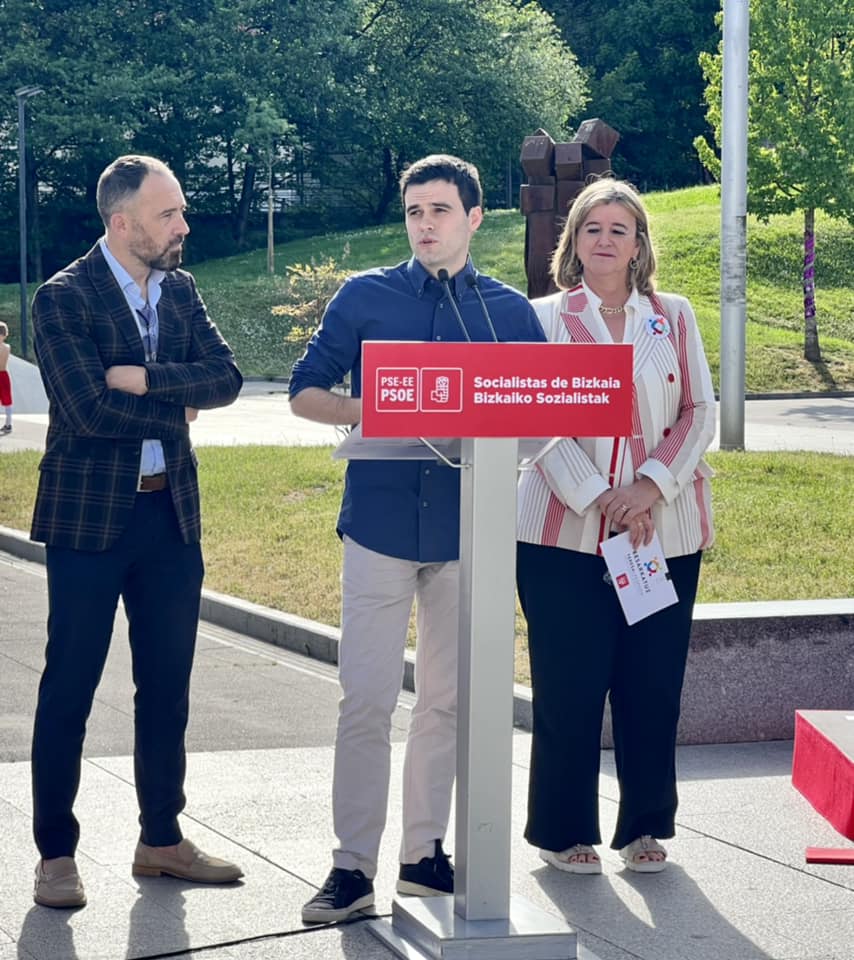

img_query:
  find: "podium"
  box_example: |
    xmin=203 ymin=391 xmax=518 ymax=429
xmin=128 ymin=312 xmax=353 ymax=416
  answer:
xmin=349 ymin=341 xmax=633 ymax=959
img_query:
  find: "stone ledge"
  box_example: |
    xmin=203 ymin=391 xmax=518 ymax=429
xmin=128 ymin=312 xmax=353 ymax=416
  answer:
xmin=3 ymin=525 xmax=850 ymax=745
xmin=672 ymin=601 xmax=853 ymax=744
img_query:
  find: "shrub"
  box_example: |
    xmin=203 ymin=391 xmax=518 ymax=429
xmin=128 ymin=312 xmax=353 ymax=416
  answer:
xmin=272 ymin=245 xmax=351 ymax=352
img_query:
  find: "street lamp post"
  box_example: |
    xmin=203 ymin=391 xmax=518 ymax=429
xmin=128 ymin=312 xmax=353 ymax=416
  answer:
xmin=15 ymin=84 xmax=43 ymax=361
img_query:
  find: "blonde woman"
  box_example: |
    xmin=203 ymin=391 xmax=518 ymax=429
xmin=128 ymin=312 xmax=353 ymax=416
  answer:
xmin=517 ymin=179 xmax=715 ymax=875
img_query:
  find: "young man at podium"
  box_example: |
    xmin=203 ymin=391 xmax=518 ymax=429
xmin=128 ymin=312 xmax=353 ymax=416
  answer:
xmin=289 ymin=154 xmax=544 ymax=923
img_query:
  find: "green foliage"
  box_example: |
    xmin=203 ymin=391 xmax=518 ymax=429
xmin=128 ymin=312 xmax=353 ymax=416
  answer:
xmin=698 ymin=0 xmax=854 ymax=222
xmin=539 ymin=0 xmax=721 ymax=188
xmin=0 ymin=0 xmax=588 ymax=273
xmin=696 ymin=0 xmax=854 ymax=358
xmin=747 ymin=0 xmax=854 ymax=223
xmin=311 ymin=0 xmax=587 ymax=221
xmin=273 ymin=246 xmax=353 ymax=354
xmin=693 ymin=114 xmax=721 ymax=181
xmin=238 ymin=98 xmax=294 ymax=167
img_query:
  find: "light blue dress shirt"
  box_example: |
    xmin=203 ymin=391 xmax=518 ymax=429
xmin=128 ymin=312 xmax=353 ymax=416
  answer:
xmin=99 ymin=238 xmax=166 ymax=477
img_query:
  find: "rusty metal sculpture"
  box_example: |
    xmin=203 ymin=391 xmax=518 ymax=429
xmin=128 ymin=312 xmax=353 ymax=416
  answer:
xmin=520 ymin=119 xmax=620 ymax=298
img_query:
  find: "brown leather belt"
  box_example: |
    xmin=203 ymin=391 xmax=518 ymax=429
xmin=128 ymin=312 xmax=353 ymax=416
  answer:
xmin=138 ymin=473 xmax=169 ymax=492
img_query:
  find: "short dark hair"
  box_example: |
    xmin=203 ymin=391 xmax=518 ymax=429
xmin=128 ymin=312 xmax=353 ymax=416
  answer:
xmin=399 ymin=154 xmax=483 ymax=213
xmin=0 ymin=321 xmax=8 ymax=337
xmin=96 ymin=155 xmax=174 ymax=227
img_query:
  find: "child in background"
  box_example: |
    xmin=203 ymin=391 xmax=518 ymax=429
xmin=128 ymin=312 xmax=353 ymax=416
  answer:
xmin=0 ymin=321 xmax=13 ymax=433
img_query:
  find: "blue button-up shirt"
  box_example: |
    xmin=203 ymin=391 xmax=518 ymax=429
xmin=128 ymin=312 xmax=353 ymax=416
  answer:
xmin=289 ymin=257 xmax=546 ymax=562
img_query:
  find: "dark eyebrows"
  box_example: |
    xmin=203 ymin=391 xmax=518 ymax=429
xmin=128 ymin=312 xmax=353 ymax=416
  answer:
xmin=406 ymin=201 xmax=453 ymax=216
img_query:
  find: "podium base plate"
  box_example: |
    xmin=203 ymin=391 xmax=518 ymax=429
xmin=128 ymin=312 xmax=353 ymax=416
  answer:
xmin=368 ymin=894 xmax=577 ymax=959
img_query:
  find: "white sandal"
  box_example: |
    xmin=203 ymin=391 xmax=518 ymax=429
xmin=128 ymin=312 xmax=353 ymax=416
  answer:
xmin=539 ymin=844 xmax=602 ymax=875
xmin=619 ymin=835 xmax=667 ymax=873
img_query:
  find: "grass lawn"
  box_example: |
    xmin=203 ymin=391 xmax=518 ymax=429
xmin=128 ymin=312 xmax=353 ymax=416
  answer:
xmin=1 ymin=186 xmax=852 ymax=392
xmin=2 ymin=445 xmax=851 ymax=686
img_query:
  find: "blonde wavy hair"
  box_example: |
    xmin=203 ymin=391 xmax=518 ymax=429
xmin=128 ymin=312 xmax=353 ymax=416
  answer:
xmin=550 ymin=178 xmax=657 ymax=296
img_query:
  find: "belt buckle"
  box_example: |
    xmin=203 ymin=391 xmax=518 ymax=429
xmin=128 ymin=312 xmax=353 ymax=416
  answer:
xmin=138 ymin=474 xmax=163 ymax=492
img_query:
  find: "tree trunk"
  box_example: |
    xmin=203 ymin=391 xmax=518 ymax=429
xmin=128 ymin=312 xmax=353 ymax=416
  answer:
xmin=225 ymin=136 xmax=237 ymax=219
xmin=803 ymin=207 xmax=821 ymax=362
xmin=373 ymin=146 xmax=401 ymax=223
xmin=267 ymin=157 xmax=275 ymax=274
xmin=234 ymin=162 xmax=257 ymax=248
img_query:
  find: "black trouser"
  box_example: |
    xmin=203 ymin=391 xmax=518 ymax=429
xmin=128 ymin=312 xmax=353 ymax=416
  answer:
xmin=32 ymin=490 xmax=203 ymax=858
xmin=516 ymin=541 xmax=702 ymax=851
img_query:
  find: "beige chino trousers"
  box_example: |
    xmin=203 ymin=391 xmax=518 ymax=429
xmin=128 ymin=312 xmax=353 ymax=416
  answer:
xmin=332 ymin=536 xmax=459 ymax=878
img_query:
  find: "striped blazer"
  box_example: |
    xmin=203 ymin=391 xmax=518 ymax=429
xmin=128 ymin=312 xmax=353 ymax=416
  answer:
xmin=517 ymin=284 xmax=715 ymax=558
xmin=31 ymin=243 xmax=242 ymax=552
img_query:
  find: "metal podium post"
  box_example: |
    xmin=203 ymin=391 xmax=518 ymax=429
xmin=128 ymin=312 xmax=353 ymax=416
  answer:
xmin=455 ymin=437 xmax=518 ymax=919
xmin=370 ymin=438 xmax=576 ymax=959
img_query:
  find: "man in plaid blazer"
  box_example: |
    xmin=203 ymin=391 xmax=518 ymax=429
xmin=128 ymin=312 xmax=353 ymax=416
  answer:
xmin=29 ymin=156 xmax=243 ymax=908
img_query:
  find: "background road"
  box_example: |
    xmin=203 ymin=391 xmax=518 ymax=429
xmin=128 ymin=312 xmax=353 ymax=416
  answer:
xmin=2 ymin=356 xmax=853 ymax=455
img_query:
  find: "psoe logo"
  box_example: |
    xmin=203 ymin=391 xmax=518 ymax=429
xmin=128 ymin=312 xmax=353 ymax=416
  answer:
xmin=644 ymin=558 xmax=662 ymax=575
xmin=616 ymin=573 xmax=630 ymax=589
xmin=375 ymin=367 xmax=419 ymax=412
xmin=421 ymin=368 xmax=463 ymax=412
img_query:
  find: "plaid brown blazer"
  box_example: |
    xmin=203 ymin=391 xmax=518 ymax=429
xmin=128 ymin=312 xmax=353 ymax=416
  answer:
xmin=30 ymin=243 xmax=242 ymax=551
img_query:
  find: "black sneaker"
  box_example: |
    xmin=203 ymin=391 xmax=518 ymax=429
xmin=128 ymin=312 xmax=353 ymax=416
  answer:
xmin=301 ymin=867 xmax=375 ymax=924
xmin=397 ymin=840 xmax=454 ymax=896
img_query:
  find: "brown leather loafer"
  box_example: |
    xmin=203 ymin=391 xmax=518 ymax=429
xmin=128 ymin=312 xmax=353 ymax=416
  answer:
xmin=34 ymin=857 xmax=86 ymax=908
xmin=132 ymin=838 xmax=243 ymax=883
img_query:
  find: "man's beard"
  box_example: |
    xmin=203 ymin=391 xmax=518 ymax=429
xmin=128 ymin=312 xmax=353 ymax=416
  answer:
xmin=130 ymin=227 xmax=183 ymax=272
xmin=148 ymin=245 xmax=183 ymax=271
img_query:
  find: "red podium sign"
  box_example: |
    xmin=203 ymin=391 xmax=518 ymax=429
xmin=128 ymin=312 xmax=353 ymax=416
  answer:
xmin=361 ymin=341 xmax=633 ymax=438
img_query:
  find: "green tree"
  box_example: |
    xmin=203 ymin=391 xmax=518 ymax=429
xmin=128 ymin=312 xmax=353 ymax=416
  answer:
xmin=1 ymin=0 xmax=137 ymax=275
xmin=317 ymin=0 xmax=587 ymax=221
xmin=0 ymin=0 xmax=587 ymax=269
xmin=237 ymin=97 xmax=294 ymax=274
xmin=539 ymin=0 xmax=720 ymax=189
xmin=0 ymin=0 xmax=259 ymax=267
xmin=695 ymin=0 xmax=854 ymax=361
xmin=227 ymin=0 xmax=359 ymax=240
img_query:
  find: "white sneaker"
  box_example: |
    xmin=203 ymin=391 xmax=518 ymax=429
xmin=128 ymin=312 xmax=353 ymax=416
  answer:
xmin=539 ymin=844 xmax=602 ymax=874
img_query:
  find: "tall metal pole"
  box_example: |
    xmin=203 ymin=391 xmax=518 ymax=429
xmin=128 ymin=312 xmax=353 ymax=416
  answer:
xmin=15 ymin=85 xmax=43 ymax=362
xmin=719 ymin=0 xmax=749 ymax=450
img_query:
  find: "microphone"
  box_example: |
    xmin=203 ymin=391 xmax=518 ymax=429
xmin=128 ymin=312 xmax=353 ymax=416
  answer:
xmin=465 ymin=273 xmax=499 ymax=342
xmin=437 ymin=268 xmax=471 ymax=342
